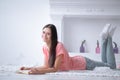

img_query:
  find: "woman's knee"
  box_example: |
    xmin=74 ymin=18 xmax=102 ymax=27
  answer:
xmin=108 ymin=64 xmax=116 ymax=69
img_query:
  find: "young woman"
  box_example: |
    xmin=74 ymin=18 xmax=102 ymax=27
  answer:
xmin=20 ymin=24 xmax=116 ymax=74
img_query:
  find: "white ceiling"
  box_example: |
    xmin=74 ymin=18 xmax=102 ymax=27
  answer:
xmin=50 ymin=0 xmax=120 ymax=6
xmin=49 ymin=0 xmax=120 ymax=16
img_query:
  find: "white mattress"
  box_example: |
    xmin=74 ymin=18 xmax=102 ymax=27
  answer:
xmin=0 ymin=65 xmax=120 ymax=80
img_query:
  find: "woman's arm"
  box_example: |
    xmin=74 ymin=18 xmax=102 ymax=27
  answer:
xmin=29 ymin=54 xmax=63 ymax=74
xmin=20 ymin=65 xmax=48 ymax=70
xmin=20 ymin=53 xmax=49 ymax=70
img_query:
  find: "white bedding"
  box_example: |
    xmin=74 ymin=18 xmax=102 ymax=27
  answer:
xmin=0 ymin=53 xmax=120 ymax=80
xmin=0 ymin=65 xmax=120 ymax=80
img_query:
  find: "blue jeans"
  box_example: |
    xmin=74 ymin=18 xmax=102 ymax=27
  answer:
xmin=85 ymin=36 xmax=116 ymax=70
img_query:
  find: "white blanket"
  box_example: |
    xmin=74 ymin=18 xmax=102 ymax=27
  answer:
xmin=0 ymin=65 xmax=120 ymax=80
xmin=47 ymin=67 xmax=120 ymax=77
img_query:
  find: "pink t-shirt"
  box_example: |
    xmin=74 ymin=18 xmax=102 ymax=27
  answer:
xmin=42 ymin=42 xmax=86 ymax=71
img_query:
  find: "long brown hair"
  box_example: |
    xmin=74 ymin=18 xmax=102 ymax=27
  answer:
xmin=43 ymin=24 xmax=58 ymax=67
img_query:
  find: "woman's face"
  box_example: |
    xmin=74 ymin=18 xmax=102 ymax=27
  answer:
xmin=42 ymin=27 xmax=52 ymax=44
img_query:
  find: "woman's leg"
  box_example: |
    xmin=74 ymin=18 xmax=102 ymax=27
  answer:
xmin=100 ymin=24 xmax=111 ymax=63
xmin=106 ymin=36 xmax=116 ymax=69
xmin=100 ymin=25 xmax=116 ymax=69
xmin=101 ymin=39 xmax=107 ymax=63
xmin=100 ymin=36 xmax=116 ymax=69
xmin=85 ymin=25 xmax=116 ymax=70
xmin=91 ymin=37 xmax=113 ymax=68
xmin=85 ymin=37 xmax=111 ymax=70
xmin=85 ymin=57 xmax=109 ymax=70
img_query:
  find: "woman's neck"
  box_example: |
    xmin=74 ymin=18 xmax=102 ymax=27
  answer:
xmin=46 ymin=42 xmax=51 ymax=51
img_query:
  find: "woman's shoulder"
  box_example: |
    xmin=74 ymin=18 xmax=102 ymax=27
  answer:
xmin=42 ymin=43 xmax=48 ymax=50
xmin=57 ymin=42 xmax=64 ymax=47
xmin=56 ymin=42 xmax=68 ymax=56
xmin=56 ymin=42 xmax=67 ymax=51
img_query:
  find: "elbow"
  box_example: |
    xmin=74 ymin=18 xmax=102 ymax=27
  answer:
xmin=53 ymin=67 xmax=59 ymax=72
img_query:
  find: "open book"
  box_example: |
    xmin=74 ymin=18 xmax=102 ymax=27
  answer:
xmin=16 ymin=70 xmax=29 ymax=74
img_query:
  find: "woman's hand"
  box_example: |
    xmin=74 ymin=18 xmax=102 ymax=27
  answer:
xmin=28 ymin=67 xmax=44 ymax=74
xmin=20 ymin=66 xmax=31 ymax=70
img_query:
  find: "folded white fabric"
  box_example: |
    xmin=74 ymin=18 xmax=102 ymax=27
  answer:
xmin=16 ymin=70 xmax=29 ymax=74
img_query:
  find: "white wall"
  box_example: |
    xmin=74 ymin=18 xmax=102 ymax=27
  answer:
xmin=50 ymin=0 xmax=120 ymax=54
xmin=0 ymin=0 xmax=50 ymax=66
xmin=63 ymin=17 xmax=120 ymax=53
